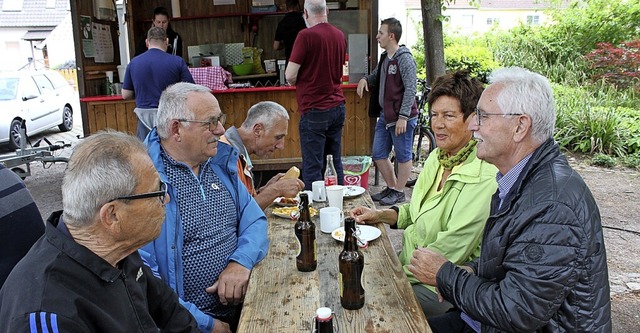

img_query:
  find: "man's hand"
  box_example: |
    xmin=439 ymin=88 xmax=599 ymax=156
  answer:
xmin=356 ymin=79 xmax=369 ymax=98
xmin=272 ymin=176 xmax=304 ymax=199
xmin=211 ymin=319 xmax=231 ymax=333
xmin=395 ymin=118 xmax=408 ymax=136
xmin=407 ymin=248 xmax=449 ymax=286
xmin=205 ymin=262 xmax=250 ymax=306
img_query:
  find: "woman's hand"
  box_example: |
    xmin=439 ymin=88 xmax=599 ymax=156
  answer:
xmin=350 ymin=206 xmax=378 ymax=225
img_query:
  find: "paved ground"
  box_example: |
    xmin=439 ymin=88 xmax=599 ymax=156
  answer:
xmin=6 ymin=106 xmax=638 ymax=330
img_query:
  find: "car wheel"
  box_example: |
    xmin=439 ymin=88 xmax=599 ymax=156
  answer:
xmin=58 ymin=105 xmax=73 ymax=132
xmin=8 ymin=119 xmax=22 ymax=150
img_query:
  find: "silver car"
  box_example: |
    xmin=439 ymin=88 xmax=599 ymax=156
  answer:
xmin=0 ymin=70 xmax=75 ymax=150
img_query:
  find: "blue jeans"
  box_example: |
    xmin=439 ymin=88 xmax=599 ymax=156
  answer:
xmin=372 ymin=114 xmax=417 ymax=163
xmin=299 ymin=103 xmax=346 ymax=190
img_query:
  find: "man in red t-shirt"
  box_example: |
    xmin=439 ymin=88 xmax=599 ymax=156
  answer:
xmin=285 ymin=0 xmax=347 ymax=190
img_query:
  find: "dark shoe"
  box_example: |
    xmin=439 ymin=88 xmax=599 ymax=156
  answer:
xmin=380 ymin=189 xmax=406 ymax=206
xmin=371 ymin=187 xmax=393 ymax=201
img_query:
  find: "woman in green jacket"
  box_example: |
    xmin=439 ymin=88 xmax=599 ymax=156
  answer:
xmin=351 ymin=71 xmax=497 ymax=318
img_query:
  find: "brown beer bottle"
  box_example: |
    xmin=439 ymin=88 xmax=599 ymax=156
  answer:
xmin=314 ymin=307 xmax=334 ymax=333
xmin=295 ymin=193 xmax=317 ymax=271
xmin=339 ymin=217 xmax=365 ymax=309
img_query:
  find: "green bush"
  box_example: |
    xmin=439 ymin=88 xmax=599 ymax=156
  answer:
xmin=485 ymin=0 xmax=640 ymax=86
xmin=591 ymin=153 xmax=617 ymax=168
xmin=622 ymin=154 xmax=640 ymax=170
xmin=553 ymin=84 xmax=639 ymax=157
xmin=444 ymin=44 xmax=498 ymax=83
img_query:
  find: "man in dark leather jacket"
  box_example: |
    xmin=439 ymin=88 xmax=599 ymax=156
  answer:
xmin=407 ymin=67 xmax=612 ymax=333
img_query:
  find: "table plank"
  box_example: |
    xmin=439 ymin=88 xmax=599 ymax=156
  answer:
xmin=238 ymin=193 xmax=430 ymax=332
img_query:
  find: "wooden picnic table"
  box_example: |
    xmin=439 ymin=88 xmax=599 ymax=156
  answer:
xmin=237 ymin=190 xmax=431 ymax=332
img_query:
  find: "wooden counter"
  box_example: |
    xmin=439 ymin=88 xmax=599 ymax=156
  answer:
xmin=237 ymin=192 xmax=431 ymax=332
xmin=80 ymin=85 xmax=373 ymax=171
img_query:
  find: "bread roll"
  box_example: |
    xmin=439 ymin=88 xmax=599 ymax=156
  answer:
xmin=282 ymin=166 xmax=300 ymax=179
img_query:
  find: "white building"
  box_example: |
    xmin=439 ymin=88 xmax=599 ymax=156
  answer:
xmin=382 ymin=0 xmax=554 ymax=50
xmin=0 ymin=0 xmax=74 ymax=70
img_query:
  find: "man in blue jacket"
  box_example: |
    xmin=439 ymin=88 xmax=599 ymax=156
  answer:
xmin=140 ymin=82 xmax=269 ymax=333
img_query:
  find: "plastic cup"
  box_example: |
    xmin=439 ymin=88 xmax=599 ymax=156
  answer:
xmin=319 ymin=207 xmax=343 ymax=233
xmin=326 ymin=185 xmax=344 ymax=209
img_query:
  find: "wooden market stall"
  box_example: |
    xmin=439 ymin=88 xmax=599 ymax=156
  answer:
xmin=70 ymin=0 xmax=379 ymax=171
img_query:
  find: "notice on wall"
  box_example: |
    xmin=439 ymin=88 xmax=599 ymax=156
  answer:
xmin=80 ymin=15 xmax=95 ymax=58
xmin=92 ymin=23 xmax=114 ymax=63
xmin=214 ymin=0 xmax=236 ymax=5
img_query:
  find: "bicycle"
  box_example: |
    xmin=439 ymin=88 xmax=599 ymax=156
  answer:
xmin=404 ymin=79 xmax=436 ymax=187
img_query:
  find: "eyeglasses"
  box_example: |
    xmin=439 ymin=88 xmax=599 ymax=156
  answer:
xmin=176 ymin=113 xmax=227 ymax=131
xmin=108 ymin=181 xmax=168 ymax=204
xmin=474 ymin=108 xmax=522 ymax=126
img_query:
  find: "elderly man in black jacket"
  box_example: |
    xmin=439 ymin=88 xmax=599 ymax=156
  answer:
xmin=408 ymin=67 xmax=611 ymax=333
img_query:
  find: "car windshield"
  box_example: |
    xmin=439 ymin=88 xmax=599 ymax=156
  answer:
xmin=0 ymin=77 xmax=19 ymax=100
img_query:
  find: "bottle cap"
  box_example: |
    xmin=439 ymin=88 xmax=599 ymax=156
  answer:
xmin=316 ymin=307 xmax=332 ymax=320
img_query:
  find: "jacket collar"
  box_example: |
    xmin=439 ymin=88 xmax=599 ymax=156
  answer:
xmin=46 ymin=211 xmax=122 ymax=282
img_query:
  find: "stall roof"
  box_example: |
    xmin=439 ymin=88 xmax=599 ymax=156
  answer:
xmin=22 ymin=29 xmax=52 ymax=41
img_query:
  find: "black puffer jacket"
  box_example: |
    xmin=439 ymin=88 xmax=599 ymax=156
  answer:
xmin=437 ymin=139 xmax=611 ymax=332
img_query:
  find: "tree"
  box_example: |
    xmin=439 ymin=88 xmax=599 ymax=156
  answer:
xmin=420 ymin=0 xmax=446 ymax=85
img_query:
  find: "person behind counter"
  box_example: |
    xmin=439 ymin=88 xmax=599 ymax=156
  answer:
xmin=123 ymin=26 xmax=194 ymax=141
xmin=220 ymin=101 xmax=305 ymax=210
xmin=135 ymin=6 xmax=183 ymax=57
xmin=285 ymin=0 xmax=347 ymax=190
xmin=273 ymin=0 xmax=306 ymax=63
xmin=350 ymin=71 xmax=497 ymax=318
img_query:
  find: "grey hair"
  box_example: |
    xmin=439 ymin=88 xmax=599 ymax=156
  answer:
xmin=241 ymin=101 xmax=289 ymax=130
xmin=489 ymin=67 xmax=556 ymax=144
xmin=304 ymin=0 xmax=326 ymax=15
xmin=62 ymin=131 xmax=147 ymax=227
xmin=147 ymin=26 xmax=167 ymax=41
xmin=156 ymin=82 xmax=212 ymax=139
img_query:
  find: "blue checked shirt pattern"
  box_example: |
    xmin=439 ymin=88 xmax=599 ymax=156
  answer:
xmin=496 ymin=153 xmax=532 ymax=209
xmin=162 ymin=152 xmax=239 ymax=318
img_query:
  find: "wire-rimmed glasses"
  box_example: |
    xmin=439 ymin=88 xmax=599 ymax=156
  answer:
xmin=175 ymin=113 xmax=227 ymax=131
xmin=475 ymin=108 xmax=522 ymax=126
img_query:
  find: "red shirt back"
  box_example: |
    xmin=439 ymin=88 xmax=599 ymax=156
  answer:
xmin=289 ymin=23 xmax=346 ymax=114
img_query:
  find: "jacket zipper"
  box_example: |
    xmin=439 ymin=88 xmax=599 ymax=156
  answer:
xmin=121 ymin=270 xmax=145 ymax=330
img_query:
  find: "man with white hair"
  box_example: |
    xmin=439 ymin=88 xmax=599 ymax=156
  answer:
xmin=140 ymin=82 xmax=268 ymax=333
xmin=285 ymin=0 xmax=347 ymax=189
xmin=220 ymin=101 xmax=304 ymax=210
xmin=408 ymin=67 xmax=611 ymax=333
xmin=0 ymin=131 xmax=199 ymax=332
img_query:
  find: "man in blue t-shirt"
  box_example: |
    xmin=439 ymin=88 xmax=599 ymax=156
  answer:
xmin=123 ymin=27 xmax=194 ymax=140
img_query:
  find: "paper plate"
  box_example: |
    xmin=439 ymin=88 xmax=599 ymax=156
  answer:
xmin=343 ymin=185 xmax=365 ymax=198
xmin=272 ymin=206 xmax=318 ymax=219
xmin=273 ymin=197 xmax=299 ymax=207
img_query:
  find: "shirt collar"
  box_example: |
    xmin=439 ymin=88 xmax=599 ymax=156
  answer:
xmin=496 ymin=153 xmax=533 ymax=206
xmin=223 ymin=126 xmax=252 ymax=169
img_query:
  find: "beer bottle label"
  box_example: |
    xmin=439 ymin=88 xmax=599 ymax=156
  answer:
xmin=295 ymin=236 xmax=301 ymax=257
xmin=313 ymin=239 xmax=317 ymax=260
